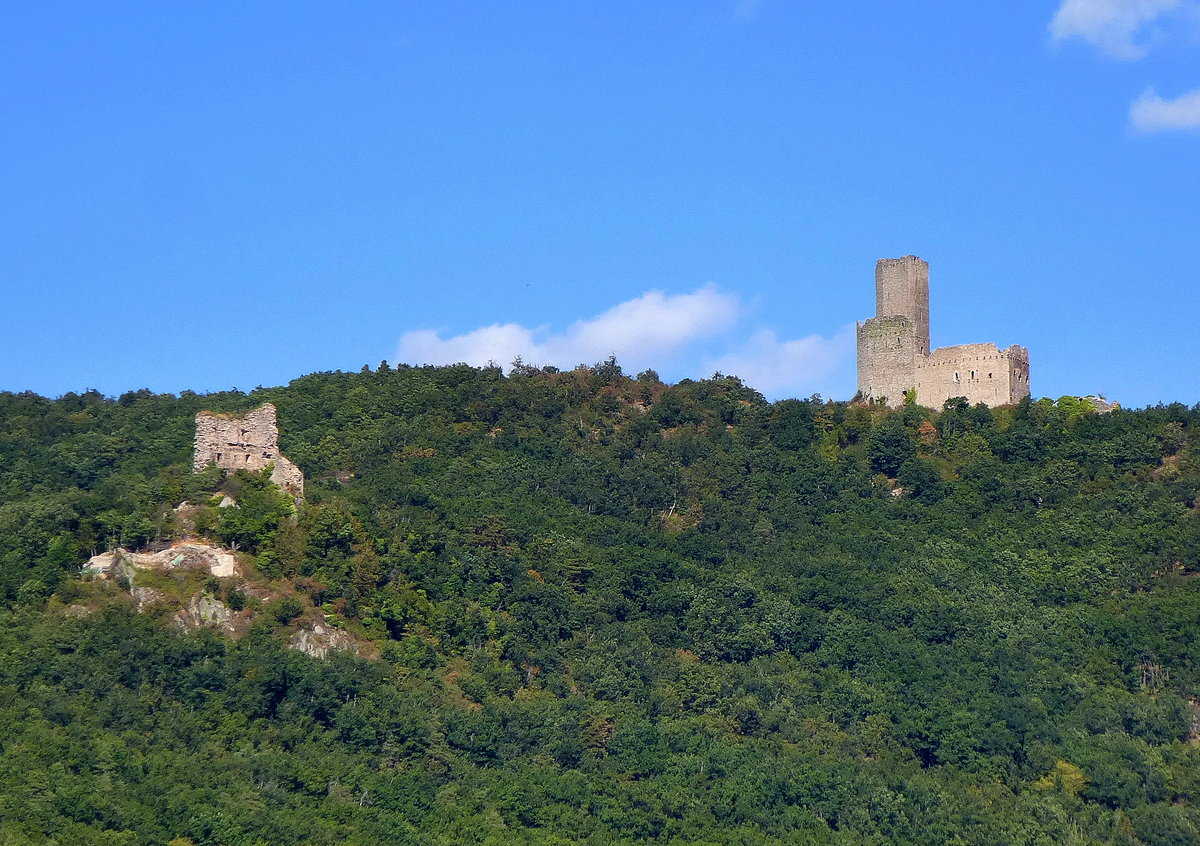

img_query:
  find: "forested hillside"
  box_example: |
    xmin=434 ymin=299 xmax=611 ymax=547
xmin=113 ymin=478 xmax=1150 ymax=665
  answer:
xmin=2 ymin=361 xmax=1199 ymax=845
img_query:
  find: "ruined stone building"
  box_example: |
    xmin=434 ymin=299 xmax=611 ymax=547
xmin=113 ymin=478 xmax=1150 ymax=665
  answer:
xmin=857 ymin=255 xmax=1030 ymax=408
xmin=193 ymin=403 xmax=304 ymax=494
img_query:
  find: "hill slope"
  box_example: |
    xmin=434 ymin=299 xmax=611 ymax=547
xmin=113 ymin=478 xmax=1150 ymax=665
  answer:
xmin=1 ymin=363 xmax=1199 ymax=845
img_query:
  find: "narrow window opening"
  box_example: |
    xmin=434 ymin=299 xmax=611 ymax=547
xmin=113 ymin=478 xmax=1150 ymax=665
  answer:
xmin=953 ymin=371 xmax=960 ymax=382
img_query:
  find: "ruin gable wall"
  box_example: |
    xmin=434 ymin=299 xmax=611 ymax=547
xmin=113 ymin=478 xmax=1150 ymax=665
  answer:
xmin=194 ymin=403 xmax=304 ymax=494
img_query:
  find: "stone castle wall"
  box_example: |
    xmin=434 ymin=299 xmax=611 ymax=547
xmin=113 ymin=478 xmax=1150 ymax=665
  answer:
xmin=856 ymin=315 xmax=920 ymax=407
xmin=857 ymin=256 xmax=1030 ymax=408
xmin=194 ymin=403 xmax=304 ymax=494
xmin=914 ymin=343 xmax=1030 ymax=408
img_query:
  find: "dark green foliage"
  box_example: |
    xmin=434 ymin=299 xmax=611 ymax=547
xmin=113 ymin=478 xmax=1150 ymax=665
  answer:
xmin=867 ymin=416 xmax=916 ymax=476
xmin=217 ymin=468 xmax=295 ymax=553
xmin=269 ymin=595 xmax=304 ymax=624
xmin=897 ymin=456 xmax=945 ymax=502
xmin=1 ymin=369 xmax=1200 ymax=843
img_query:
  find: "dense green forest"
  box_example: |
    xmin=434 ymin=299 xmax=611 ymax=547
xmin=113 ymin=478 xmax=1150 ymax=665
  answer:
xmin=2 ymin=361 xmax=1199 ymax=845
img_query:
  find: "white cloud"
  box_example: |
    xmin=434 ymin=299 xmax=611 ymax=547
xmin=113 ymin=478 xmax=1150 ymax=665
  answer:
xmin=705 ymin=325 xmax=856 ymax=399
xmin=1129 ymin=85 xmax=1200 ymax=130
xmin=1049 ymin=0 xmax=1181 ymax=59
xmin=396 ymin=286 xmax=857 ymax=399
xmin=396 ymin=285 xmax=740 ymax=373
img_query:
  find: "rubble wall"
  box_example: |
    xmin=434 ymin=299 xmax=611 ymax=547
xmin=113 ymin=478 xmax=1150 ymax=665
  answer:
xmin=193 ymin=403 xmax=303 ymax=494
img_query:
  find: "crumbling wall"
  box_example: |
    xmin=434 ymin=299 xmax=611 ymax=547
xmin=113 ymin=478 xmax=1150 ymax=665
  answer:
xmin=1005 ymin=346 xmax=1032 ymax=405
xmin=193 ymin=403 xmax=304 ymax=494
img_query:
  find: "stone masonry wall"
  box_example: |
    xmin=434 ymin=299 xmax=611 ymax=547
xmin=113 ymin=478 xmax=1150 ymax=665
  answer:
xmin=194 ymin=403 xmax=304 ymax=495
xmin=857 ymin=315 xmax=920 ymax=407
xmin=914 ymin=343 xmax=1031 ymax=409
xmin=875 ymin=255 xmax=930 ymax=356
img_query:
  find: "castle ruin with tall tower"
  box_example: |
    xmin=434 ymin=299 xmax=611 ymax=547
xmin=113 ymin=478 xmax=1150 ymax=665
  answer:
xmin=857 ymin=255 xmax=1030 ymax=408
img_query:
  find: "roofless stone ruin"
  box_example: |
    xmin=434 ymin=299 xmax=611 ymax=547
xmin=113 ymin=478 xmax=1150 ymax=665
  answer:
xmin=193 ymin=402 xmax=304 ymax=495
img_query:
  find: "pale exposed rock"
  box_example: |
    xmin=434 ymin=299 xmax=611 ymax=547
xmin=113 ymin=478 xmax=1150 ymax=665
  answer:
xmin=81 ymin=551 xmax=120 ymax=579
xmin=173 ymin=593 xmax=237 ymax=634
xmin=289 ymin=619 xmax=358 ymax=659
xmin=82 ymin=542 xmax=239 ymax=580
xmin=194 ymin=403 xmax=304 ymax=495
xmin=1084 ymin=395 xmax=1118 ymax=413
xmin=217 ymin=495 xmax=237 ymax=508
xmin=131 ymin=586 xmax=168 ymax=612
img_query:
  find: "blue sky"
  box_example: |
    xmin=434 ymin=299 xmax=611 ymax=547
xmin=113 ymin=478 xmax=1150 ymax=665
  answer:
xmin=2 ymin=2 xmax=1198 ymax=406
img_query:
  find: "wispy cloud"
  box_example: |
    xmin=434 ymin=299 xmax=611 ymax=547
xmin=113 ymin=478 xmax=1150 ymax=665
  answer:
xmin=1049 ymin=1 xmax=1200 ymax=133
xmin=1049 ymin=0 xmax=1181 ymax=60
xmin=397 ymin=285 xmax=740 ymax=373
xmin=395 ymin=286 xmax=855 ymax=399
xmin=706 ymin=326 xmax=856 ymax=399
xmin=1129 ymin=85 xmax=1200 ymax=130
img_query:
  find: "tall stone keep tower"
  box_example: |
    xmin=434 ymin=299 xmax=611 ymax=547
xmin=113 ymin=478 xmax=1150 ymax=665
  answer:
xmin=875 ymin=255 xmax=929 ymax=356
xmin=857 ymin=255 xmax=929 ymax=406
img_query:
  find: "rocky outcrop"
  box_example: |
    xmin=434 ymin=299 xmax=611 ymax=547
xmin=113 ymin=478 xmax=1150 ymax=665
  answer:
xmin=173 ymin=594 xmax=239 ymax=635
xmin=1084 ymin=395 xmax=1118 ymax=413
xmin=131 ymin=586 xmax=168 ymax=612
xmin=289 ymin=619 xmax=358 ymax=659
xmin=194 ymin=403 xmax=304 ymax=495
xmin=81 ymin=543 xmax=363 ymax=660
xmin=83 ymin=542 xmax=239 ymax=580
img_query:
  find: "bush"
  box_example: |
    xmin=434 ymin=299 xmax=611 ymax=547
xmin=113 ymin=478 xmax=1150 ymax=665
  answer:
xmin=270 ymin=596 xmax=304 ymax=624
xmin=868 ymin=420 xmax=916 ymax=476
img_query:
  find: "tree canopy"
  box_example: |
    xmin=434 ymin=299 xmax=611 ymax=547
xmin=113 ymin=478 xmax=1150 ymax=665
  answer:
xmin=1 ymin=364 xmax=1199 ymax=844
